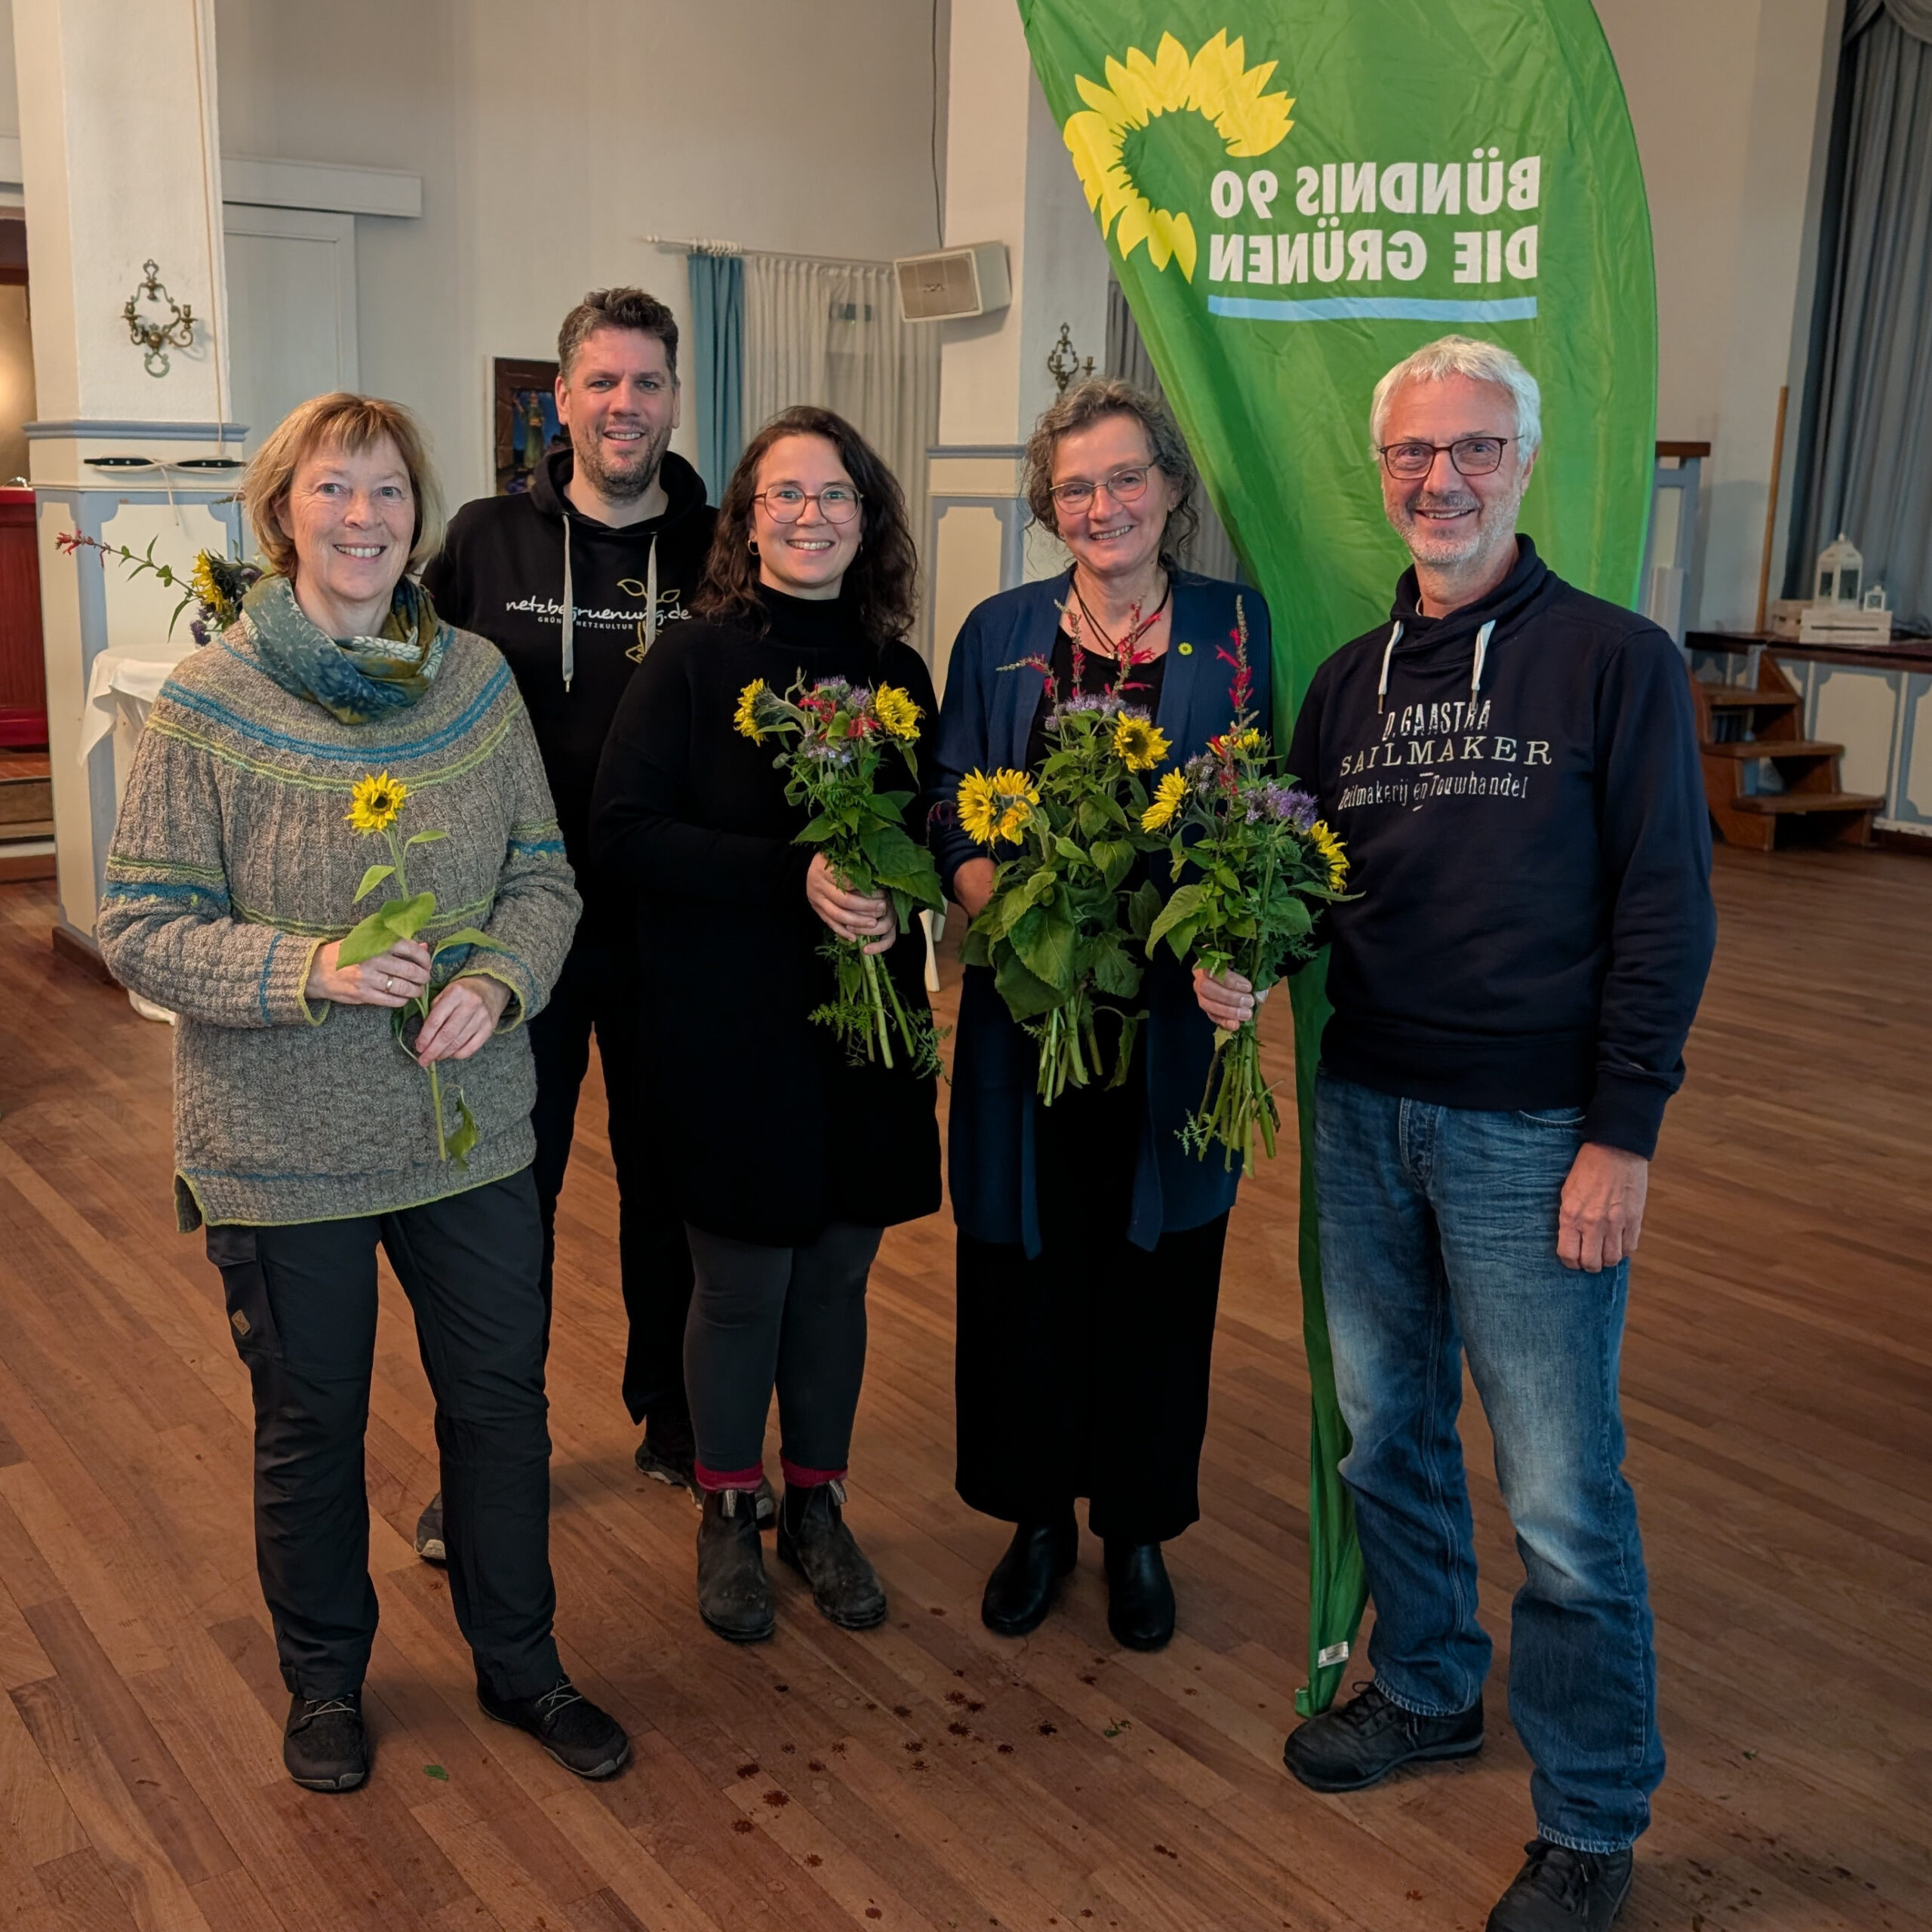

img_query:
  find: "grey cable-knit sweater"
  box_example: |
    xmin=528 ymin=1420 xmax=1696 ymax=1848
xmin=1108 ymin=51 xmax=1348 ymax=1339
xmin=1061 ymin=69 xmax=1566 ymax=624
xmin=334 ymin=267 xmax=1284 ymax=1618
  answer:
xmin=97 ymin=612 xmax=580 ymax=1230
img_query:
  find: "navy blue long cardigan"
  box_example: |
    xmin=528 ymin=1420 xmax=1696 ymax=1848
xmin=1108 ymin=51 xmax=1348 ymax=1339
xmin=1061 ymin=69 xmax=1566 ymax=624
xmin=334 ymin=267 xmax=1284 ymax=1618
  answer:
xmin=929 ymin=570 xmax=1273 ymax=1258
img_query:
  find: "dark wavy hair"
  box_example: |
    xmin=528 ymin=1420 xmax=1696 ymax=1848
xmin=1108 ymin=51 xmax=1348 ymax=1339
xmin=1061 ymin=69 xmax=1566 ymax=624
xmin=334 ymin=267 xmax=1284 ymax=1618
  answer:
xmin=695 ymin=406 xmax=919 ymax=645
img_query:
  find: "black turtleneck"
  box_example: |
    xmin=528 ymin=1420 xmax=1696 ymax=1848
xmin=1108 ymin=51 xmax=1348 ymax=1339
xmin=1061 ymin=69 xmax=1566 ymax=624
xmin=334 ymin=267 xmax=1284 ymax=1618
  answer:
xmin=590 ymin=586 xmax=942 ymax=1244
xmin=1286 ymin=535 xmax=1715 ymax=1159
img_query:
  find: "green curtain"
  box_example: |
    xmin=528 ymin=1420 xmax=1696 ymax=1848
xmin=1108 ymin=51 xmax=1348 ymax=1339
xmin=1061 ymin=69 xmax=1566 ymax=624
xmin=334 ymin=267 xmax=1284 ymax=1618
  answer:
xmin=1017 ymin=0 xmax=1658 ymax=1715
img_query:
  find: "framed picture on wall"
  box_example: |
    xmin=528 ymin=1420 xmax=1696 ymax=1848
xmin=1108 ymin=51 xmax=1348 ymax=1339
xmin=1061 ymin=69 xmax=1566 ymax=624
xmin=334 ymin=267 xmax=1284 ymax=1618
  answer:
xmin=493 ymin=358 xmax=563 ymax=496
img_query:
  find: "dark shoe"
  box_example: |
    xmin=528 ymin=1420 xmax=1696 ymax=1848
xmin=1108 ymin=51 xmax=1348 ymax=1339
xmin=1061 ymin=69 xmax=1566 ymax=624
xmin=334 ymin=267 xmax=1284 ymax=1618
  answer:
xmin=1487 ymin=1841 xmax=1634 ymax=1931
xmin=1103 ymin=1540 xmax=1176 ymax=1651
xmin=1284 ymin=1680 xmax=1484 ymax=1792
xmin=414 ymin=1493 xmax=446 ymax=1565
xmin=284 ymin=1691 xmax=368 ymax=1792
xmin=477 ymin=1675 xmax=629 ymax=1780
xmin=633 ymin=1405 xmax=697 ymax=1491
xmin=980 ymin=1516 xmax=1078 ymax=1636
xmin=777 ymin=1480 xmax=888 ymax=1630
xmin=697 ymin=1486 xmax=775 ymax=1641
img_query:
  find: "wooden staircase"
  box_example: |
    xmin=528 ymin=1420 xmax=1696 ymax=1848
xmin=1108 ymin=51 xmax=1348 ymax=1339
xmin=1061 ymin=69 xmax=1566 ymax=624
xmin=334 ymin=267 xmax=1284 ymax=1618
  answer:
xmin=0 ymin=750 xmax=54 ymax=883
xmin=1689 ymin=654 xmax=1882 ymax=851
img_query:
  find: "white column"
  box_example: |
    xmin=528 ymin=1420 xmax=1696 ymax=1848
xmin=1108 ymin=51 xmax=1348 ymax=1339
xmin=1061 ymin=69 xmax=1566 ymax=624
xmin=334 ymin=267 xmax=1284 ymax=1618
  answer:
xmin=924 ymin=2 xmax=1110 ymax=683
xmin=15 ymin=0 xmax=245 ymax=952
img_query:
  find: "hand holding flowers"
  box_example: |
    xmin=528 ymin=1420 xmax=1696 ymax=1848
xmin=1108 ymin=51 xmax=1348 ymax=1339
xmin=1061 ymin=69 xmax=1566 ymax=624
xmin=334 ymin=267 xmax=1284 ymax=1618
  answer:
xmin=735 ymin=674 xmax=946 ymax=1077
xmin=1146 ymin=602 xmax=1352 ymax=1173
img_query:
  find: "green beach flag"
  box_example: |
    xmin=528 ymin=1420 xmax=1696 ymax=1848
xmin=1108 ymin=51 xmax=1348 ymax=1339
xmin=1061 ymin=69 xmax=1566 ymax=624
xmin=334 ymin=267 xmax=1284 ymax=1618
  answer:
xmin=1017 ymin=0 xmax=1657 ymax=1715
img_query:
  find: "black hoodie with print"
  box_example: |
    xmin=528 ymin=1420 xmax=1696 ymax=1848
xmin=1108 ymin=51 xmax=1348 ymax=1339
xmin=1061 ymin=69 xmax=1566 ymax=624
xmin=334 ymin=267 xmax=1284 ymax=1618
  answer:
xmin=423 ymin=445 xmax=716 ymax=938
xmin=1285 ymin=537 xmax=1715 ymax=1159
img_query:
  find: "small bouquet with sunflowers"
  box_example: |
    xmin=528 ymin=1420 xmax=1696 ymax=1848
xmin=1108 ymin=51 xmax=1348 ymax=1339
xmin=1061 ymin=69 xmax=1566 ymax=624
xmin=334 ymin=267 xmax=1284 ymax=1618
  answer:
xmin=340 ymin=771 xmax=510 ymax=1168
xmin=56 ymin=531 xmax=260 ymax=643
xmin=956 ymin=623 xmax=1171 ymax=1103
xmin=1145 ymin=603 xmax=1350 ymax=1174
xmin=734 ymin=674 xmax=946 ymax=1077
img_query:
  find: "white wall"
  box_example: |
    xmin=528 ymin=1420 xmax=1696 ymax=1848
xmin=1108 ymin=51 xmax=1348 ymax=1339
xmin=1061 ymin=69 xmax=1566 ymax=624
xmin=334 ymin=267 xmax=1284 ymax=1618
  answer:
xmin=1595 ymin=0 xmax=1844 ymax=628
xmin=212 ymin=0 xmax=950 ymax=503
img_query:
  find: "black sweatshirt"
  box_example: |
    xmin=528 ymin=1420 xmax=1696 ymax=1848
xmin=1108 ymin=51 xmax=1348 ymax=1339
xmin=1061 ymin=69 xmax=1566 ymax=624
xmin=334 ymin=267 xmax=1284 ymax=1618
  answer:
xmin=589 ymin=586 xmax=942 ymax=1245
xmin=421 ymin=446 xmax=717 ymax=939
xmin=1286 ymin=537 xmax=1715 ymax=1158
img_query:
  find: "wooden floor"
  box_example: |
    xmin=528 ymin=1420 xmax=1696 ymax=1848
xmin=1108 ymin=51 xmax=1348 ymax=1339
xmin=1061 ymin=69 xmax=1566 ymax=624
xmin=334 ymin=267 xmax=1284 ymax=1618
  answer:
xmin=0 ymin=844 xmax=1927 ymax=1932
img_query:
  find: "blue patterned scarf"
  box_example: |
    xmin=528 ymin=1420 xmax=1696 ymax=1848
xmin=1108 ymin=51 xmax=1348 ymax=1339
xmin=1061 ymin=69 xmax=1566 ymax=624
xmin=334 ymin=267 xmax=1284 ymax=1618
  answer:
xmin=242 ymin=573 xmax=451 ymax=725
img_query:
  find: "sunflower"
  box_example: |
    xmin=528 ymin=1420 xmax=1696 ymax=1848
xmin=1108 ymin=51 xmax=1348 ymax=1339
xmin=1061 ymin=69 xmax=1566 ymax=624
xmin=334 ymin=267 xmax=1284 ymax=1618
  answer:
xmin=1141 ymin=767 xmax=1189 ymax=832
xmin=1310 ymin=820 xmax=1348 ymax=890
xmin=734 ymin=678 xmax=768 ymax=743
xmin=873 ymin=685 xmax=921 ymax=742
xmin=1062 ymin=31 xmax=1294 ymax=281
xmin=1112 ymin=715 xmax=1171 ymax=772
xmin=958 ymin=768 xmax=1039 ymax=847
xmin=346 ymin=771 xmax=408 ymax=835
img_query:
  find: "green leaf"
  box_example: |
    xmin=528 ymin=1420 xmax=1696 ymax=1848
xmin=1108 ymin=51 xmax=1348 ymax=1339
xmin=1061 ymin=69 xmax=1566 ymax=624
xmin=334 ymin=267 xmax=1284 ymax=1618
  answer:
xmin=430 ymin=926 xmax=509 ymax=958
xmin=405 ymin=829 xmax=448 ymax=847
xmin=1011 ymin=906 xmax=1078 ymax=990
xmin=993 ymin=946 xmax=1064 ymax=1020
xmin=445 ymin=1091 xmax=478 ymax=1169
xmin=353 ymin=863 xmax=395 ymax=903
xmin=423 ymin=1764 xmax=450 ymax=1782
xmin=1091 ymin=937 xmax=1142 ymax=998
xmin=799 ymin=811 xmax=841 ymax=841
xmin=1089 ymin=838 xmax=1134 ymax=891
xmin=337 ymin=906 xmax=402 ymax=967
xmin=1143 ymin=884 xmax=1205 ymax=954
xmin=383 ymin=892 xmax=438 ymax=942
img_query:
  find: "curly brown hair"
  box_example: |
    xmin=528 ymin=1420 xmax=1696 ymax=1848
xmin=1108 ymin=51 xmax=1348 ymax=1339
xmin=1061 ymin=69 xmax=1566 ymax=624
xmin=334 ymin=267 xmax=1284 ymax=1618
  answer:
xmin=1022 ymin=378 xmax=1200 ymax=565
xmin=696 ymin=406 xmax=919 ymax=645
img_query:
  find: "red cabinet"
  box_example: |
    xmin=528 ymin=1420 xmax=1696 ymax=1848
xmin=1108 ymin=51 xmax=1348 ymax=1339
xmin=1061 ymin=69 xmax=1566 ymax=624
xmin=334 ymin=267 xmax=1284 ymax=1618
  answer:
xmin=0 ymin=488 xmax=45 ymax=749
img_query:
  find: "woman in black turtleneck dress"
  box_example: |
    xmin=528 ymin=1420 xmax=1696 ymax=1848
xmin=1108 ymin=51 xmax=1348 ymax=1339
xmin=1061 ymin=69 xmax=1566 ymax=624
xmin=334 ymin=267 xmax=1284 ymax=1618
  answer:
xmin=592 ymin=407 xmax=940 ymax=1644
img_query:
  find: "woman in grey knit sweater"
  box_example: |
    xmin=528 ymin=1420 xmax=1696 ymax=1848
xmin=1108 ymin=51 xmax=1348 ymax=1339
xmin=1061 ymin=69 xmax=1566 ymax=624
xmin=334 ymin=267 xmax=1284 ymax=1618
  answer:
xmin=97 ymin=392 xmax=628 ymax=1795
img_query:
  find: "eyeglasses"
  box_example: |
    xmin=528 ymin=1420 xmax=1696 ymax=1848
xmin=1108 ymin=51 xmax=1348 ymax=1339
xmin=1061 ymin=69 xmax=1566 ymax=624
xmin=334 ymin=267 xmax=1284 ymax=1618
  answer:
xmin=1048 ymin=465 xmax=1156 ymax=513
xmin=1378 ymin=436 xmax=1515 ymax=480
xmin=755 ymin=485 xmax=863 ymax=525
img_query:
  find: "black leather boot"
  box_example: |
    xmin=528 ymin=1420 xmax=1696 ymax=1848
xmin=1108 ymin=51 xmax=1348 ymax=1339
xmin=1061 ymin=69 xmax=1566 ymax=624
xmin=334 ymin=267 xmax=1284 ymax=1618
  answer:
xmin=776 ymin=1479 xmax=887 ymax=1629
xmin=696 ymin=1486 xmax=774 ymax=1641
xmin=981 ymin=1515 xmax=1078 ymax=1636
xmin=1103 ymin=1540 xmax=1176 ymax=1651
xmin=1284 ymin=1681 xmax=1484 ymax=1792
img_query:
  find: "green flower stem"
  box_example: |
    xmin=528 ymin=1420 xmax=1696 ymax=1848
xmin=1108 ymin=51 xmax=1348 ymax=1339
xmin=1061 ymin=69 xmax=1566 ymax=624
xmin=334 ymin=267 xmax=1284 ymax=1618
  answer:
xmin=860 ymin=947 xmax=896 ymax=1072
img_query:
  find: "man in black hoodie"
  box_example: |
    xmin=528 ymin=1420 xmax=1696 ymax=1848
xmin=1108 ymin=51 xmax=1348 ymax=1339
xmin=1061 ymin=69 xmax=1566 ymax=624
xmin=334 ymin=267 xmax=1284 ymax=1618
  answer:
xmin=420 ymin=288 xmax=726 ymax=1528
xmin=1279 ymin=338 xmax=1714 ymax=1932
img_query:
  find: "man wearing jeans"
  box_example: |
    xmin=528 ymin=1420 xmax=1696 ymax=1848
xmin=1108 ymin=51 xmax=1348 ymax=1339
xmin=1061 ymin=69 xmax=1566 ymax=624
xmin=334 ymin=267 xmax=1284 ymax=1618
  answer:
xmin=1281 ymin=337 xmax=1715 ymax=1932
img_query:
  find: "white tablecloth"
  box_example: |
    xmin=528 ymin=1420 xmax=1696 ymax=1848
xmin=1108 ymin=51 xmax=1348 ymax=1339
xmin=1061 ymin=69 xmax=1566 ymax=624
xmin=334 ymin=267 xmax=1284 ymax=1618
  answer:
xmin=78 ymin=644 xmax=195 ymax=764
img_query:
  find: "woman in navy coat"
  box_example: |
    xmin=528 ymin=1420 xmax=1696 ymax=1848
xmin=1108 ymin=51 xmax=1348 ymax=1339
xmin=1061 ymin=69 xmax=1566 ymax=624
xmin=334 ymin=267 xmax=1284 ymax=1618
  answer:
xmin=930 ymin=381 xmax=1271 ymax=1651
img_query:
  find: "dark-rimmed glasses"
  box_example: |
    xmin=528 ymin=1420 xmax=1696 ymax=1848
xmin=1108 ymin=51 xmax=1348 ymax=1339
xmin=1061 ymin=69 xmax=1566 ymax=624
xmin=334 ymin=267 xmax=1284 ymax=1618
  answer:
xmin=1048 ymin=465 xmax=1155 ymax=513
xmin=756 ymin=485 xmax=863 ymax=524
xmin=1379 ymin=436 xmax=1515 ymax=480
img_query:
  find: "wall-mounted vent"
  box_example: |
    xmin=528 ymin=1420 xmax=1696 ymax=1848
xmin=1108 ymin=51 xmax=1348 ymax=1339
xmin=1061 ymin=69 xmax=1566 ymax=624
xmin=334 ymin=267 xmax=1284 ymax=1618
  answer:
xmin=893 ymin=242 xmax=1011 ymax=323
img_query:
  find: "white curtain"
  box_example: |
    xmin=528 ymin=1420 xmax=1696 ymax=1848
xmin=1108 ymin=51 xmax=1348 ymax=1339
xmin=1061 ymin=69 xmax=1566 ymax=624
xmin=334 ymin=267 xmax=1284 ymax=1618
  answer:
xmin=743 ymin=256 xmax=941 ymax=638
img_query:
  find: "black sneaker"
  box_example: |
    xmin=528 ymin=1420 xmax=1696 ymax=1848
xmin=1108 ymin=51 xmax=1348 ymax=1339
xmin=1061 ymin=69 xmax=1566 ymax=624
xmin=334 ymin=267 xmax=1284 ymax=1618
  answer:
xmin=1283 ymin=1681 xmax=1484 ymax=1792
xmin=284 ymin=1691 xmax=368 ymax=1792
xmin=414 ymin=1494 xmax=446 ymax=1565
xmin=1487 ymin=1840 xmax=1634 ymax=1931
xmin=477 ymin=1675 xmax=630 ymax=1780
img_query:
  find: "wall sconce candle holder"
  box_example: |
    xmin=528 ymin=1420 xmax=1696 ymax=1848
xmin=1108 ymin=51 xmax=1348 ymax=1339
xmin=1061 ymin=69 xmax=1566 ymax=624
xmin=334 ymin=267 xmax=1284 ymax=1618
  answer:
xmin=1047 ymin=322 xmax=1094 ymax=395
xmin=123 ymin=260 xmax=195 ymax=377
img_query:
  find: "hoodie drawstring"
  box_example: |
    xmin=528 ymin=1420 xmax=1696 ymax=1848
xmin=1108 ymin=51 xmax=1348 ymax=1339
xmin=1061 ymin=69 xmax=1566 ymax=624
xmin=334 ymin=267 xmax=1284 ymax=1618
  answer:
xmin=643 ymin=533 xmax=659 ymax=655
xmin=1470 ymin=618 xmax=1496 ymax=701
xmin=560 ymin=512 xmax=576 ymax=692
xmin=1377 ymin=621 xmax=1403 ymax=713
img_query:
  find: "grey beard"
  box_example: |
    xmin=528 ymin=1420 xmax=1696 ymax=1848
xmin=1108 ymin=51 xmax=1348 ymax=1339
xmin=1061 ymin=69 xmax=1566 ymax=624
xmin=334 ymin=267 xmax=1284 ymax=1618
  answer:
xmin=572 ymin=424 xmax=672 ymax=503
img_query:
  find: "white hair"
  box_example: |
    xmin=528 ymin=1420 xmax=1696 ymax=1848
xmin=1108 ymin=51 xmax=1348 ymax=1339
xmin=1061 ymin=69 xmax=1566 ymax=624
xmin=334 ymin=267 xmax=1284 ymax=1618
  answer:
xmin=1370 ymin=335 xmax=1543 ymax=461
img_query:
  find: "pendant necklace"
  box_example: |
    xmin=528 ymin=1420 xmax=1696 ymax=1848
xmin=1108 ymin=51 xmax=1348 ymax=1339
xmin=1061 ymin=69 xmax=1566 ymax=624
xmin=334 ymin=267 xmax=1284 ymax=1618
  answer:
xmin=1072 ymin=568 xmax=1171 ymax=660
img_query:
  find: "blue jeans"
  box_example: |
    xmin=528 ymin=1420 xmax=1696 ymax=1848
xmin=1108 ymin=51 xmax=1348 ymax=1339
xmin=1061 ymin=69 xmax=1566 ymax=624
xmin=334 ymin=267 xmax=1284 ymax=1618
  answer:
xmin=1314 ymin=1072 xmax=1664 ymax=1854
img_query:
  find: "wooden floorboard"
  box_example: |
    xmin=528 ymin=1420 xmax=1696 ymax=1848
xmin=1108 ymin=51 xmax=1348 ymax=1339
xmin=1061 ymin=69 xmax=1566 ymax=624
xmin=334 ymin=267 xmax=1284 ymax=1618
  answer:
xmin=0 ymin=844 xmax=1926 ymax=1930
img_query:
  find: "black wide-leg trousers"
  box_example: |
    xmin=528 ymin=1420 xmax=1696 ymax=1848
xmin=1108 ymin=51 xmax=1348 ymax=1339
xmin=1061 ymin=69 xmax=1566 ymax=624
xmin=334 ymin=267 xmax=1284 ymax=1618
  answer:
xmin=528 ymin=937 xmax=695 ymax=1424
xmin=953 ymin=1063 xmax=1229 ymax=1545
xmin=205 ymin=1169 xmax=562 ymax=1702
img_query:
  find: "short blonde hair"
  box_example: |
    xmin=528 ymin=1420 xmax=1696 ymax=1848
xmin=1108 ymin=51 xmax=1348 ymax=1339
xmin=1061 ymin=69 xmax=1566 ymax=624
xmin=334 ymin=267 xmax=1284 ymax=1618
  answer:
xmin=242 ymin=392 xmax=445 ymax=577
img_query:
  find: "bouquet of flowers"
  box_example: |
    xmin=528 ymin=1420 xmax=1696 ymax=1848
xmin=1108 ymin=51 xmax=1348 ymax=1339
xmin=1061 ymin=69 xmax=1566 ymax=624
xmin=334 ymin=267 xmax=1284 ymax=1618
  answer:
xmin=957 ymin=620 xmax=1170 ymax=1103
xmin=1145 ymin=604 xmax=1351 ymax=1174
xmin=340 ymin=772 xmax=509 ymax=1168
xmin=734 ymin=674 xmax=946 ymax=1078
xmin=56 ymin=531 xmax=260 ymax=643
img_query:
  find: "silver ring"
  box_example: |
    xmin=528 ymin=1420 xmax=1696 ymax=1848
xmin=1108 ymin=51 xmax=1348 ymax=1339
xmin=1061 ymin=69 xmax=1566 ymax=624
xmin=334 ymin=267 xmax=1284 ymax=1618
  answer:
xmin=384 ymin=974 xmax=394 ymax=993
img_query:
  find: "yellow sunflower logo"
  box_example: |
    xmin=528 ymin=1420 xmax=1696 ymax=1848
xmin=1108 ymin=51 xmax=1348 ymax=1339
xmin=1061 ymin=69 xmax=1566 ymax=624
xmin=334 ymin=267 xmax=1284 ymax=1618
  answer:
xmin=1063 ymin=30 xmax=1294 ymax=281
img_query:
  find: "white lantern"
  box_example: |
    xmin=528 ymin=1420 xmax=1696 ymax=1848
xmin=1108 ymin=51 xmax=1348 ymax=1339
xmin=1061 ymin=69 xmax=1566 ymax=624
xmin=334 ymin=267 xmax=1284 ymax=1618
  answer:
xmin=1815 ymin=532 xmax=1863 ymax=605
